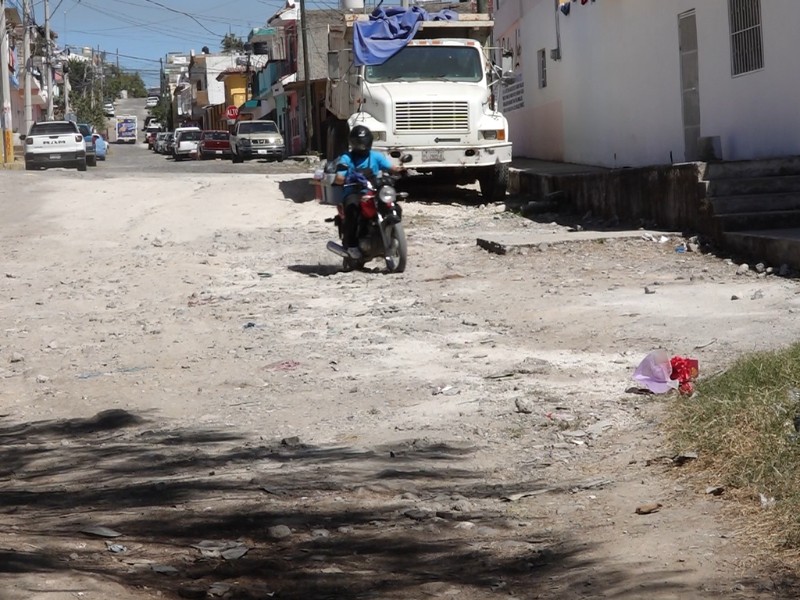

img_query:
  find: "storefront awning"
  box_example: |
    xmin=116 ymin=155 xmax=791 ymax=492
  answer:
xmin=238 ymin=97 xmax=277 ymax=119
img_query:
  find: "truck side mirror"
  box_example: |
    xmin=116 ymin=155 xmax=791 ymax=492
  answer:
xmin=19 ymin=134 xmax=26 ymax=141
xmin=501 ymin=50 xmax=513 ymax=75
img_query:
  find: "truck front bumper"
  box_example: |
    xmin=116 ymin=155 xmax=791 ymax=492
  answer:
xmin=379 ymin=143 xmax=512 ymax=170
xmin=240 ymin=145 xmax=285 ymax=160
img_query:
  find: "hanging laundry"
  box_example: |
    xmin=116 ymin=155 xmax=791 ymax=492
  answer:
xmin=559 ymin=0 xmax=571 ymax=15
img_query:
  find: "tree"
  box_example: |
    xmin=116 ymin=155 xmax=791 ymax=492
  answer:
xmin=149 ymin=97 xmax=173 ymax=131
xmin=220 ymin=33 xmax=245 ymax=54
xmin=104 ymin=65 xmax=148 ymax=99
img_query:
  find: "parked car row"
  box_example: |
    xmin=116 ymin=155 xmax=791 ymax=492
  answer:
xmin=149 ymin=128 xmax=233 ymax=161
xmin=147 ymin=121 xmax=285 ymax=163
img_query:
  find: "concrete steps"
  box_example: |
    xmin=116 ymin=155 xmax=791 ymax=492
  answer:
xmin=710 ymin=191 xmax=800 ymax=215
xmin=714 ymin=209 xmax=800 ymax=232
xmin=724 ymin=228 xmax=800 ymax=270
xmin=708 ymin=175 xmax=800 ymax=198
xmin=704 ymin=156 xmax=800 ymax=267
xmin=704 ymin=156 xmax=800 ymax=180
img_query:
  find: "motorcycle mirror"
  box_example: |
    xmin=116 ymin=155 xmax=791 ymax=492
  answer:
xmin=400 ymin=154 xmax=413 ymax=164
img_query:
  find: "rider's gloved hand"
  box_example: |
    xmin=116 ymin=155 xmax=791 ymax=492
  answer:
xmin=345 ymin=172 xmax=370 ymax=188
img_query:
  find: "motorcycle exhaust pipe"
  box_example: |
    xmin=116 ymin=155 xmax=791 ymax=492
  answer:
xmin=326 ymin=241 xmax=350 ymax=258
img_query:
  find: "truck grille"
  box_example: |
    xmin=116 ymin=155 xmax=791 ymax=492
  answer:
xmin=394 ymin=102 xmax=469 ymax=133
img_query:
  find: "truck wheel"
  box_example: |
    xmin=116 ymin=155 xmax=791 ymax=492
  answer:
xmin=478 ymin=163 xmax=509 ymax=202
xmin=87 ymin=156 xmax=97 ymax=167
xmin=25 ymin=163 xmax=35 ymax=171
xmin=77 ymin=160 xmax=87 ymax=172
xmin=232 ymin=153 xmax=244 ymax=164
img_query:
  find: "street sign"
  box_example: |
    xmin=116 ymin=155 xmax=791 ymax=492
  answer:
xmin=226 ymin=105 xmax=239 ymax=120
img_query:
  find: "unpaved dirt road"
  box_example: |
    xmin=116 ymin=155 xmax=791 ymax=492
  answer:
xmin=2 ymin=159 xmax=800 ymax=599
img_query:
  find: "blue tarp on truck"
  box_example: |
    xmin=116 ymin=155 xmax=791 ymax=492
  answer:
xmin=353 ymin=7 xmax=459 ymax=66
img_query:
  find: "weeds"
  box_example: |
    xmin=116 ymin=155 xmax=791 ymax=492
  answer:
xmin=667 ymin=343 xmax=800 ymax=548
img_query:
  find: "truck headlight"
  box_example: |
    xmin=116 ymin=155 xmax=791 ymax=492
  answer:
xmin=373 ymin=131 xmax=387 ymax=142
xmin=480 ymin=130 xmax=506 ymax=141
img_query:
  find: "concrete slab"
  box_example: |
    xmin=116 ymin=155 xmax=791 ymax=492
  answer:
xmin=732 ymin=227 xmax=800 ymax=241
xmin=510 ymin=158 xmax=608 ymax=176
xmin=477 ymin=229 xmax=681 ymax=254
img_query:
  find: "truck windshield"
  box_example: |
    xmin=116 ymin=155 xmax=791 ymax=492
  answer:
xmin=365 ymin=46 xmax=482 ymax=83
xmin=238 ymin=122 xmax=278 ymax=134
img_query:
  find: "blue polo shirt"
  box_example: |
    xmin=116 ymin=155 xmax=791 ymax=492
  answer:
xmin=336 ymin=150 xmax=393 ymax=178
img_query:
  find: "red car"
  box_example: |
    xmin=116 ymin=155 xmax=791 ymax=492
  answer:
xmin=198 ymin=130 xmax=232 ymax=160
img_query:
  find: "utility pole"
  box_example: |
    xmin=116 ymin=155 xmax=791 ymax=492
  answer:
xmin=23 ymin=0 xmax=32 ymax=133
xmin=44 ymin=0 xmax=54 ymax=119
xmin=299 ymin=0 xmax=313 ymax=154
xmin=401 ymin=0 xmax=409 ymax=6
xmin=90 ymin=46 xmax=95 ymax=108
xmin=63 ymin=60 xmax=70 ymax=119
xmin=0 ymin=0 xmax=14 ymax=161
xmin=98 ymin=44 xmax=104 ymax=103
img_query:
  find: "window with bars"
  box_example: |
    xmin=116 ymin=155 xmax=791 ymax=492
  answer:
xmin=537 ymin=48 xmax=547 ymax=88
xmin=729 ymin=0 xmax=764 ymax=76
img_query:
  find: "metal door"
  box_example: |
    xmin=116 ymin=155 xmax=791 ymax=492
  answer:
xmin=679 ymin=11 xmax=700 ymax=161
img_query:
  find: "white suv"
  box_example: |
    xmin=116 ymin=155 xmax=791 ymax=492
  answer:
xmin=22 ymin=120 xmax=87 ymax=171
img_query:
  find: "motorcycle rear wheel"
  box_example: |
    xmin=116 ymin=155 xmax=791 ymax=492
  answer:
xmin=385 ymin=223 xmax=407 ymax=273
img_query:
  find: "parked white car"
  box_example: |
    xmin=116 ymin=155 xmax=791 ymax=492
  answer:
xmin=145 ymin=96 xmax=159 ymax=108
xmin=172 ymin=127 xmax=201 ymax=161
xmin=21 ymin=120 xmax=87 ymax=171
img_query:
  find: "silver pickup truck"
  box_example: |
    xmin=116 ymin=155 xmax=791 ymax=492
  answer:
xmin=22 ymin=120 xmax=87 ymax=171
xmin=229 ymin=120 xmax=285 ymax=163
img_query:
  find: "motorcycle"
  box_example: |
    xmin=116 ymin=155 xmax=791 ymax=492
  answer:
xmin=325 ymin=158 xmax=410 ymax=273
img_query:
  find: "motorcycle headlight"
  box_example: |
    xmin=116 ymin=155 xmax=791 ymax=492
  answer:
xmin=378 ymin=186 xmax=396 ymax=204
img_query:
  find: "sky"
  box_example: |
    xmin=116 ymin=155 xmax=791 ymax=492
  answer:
xmin=12 ymin=0 xmax=356 ymax=86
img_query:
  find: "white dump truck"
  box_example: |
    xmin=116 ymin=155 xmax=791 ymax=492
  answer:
xmin=326 ymin=11 xmax=513 ymax=201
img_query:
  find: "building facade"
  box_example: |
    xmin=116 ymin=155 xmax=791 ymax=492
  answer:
xmin=494 ymin=0 xmax=800 ymax=167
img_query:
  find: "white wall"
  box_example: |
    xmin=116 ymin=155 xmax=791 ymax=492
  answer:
xmin=497 ymin=0 xmax=800 ymax=167
xmin=204 ymin=56 xmax=237 ymax=105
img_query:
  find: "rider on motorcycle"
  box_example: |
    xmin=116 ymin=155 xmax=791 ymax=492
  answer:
xmin=334 ymin=125 xmax=405 ymax=259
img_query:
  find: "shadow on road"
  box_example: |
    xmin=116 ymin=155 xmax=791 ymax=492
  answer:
xmin=279 ymin=178 xmax=317 ymax=204
xmin=0 ymin=409 xmax=721 ymax=599
xmin=287 ymin=263 xmax=343 ymax=277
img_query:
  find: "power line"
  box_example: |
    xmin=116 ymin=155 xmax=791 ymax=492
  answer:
xmin=140 ymin=0 xmax=223 ymax=37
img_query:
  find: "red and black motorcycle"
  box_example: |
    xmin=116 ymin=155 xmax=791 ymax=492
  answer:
xmin=325 ymin=162 xmax=409 ymax=273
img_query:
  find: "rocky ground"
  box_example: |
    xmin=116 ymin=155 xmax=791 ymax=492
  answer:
xmin=3 ymin=156 xmax=800 ymax=599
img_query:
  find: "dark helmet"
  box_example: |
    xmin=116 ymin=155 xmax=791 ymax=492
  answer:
xmin=349 ymin=125 xmax=373 ymax=154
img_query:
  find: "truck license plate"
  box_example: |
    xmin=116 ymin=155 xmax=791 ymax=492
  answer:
xmin=215 ymin=150 xmax=222 ymax=154
xmin=49 ymin=154 xmax=60 ymax=160
xmin=257 ymin=149 xmax=267 ymax=155
xmin=422 ymin=150 xmax=444 ymax=162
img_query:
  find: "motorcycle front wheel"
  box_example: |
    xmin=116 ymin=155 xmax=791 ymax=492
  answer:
xmin=384 ymin=223 xmax=408 ymax=273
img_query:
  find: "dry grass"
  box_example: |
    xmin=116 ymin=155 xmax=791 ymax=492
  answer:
xmin=667 ymin=343 xmax=800 ymax=550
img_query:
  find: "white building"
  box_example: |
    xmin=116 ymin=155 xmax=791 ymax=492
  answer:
xmin=494 ymin=0 xmax=800 ymax=168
